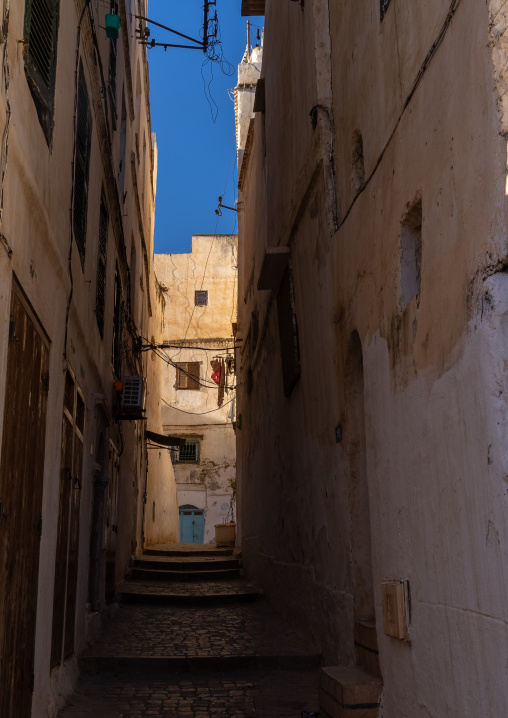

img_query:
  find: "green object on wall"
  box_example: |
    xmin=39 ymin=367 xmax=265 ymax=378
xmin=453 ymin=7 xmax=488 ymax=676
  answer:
xmin=105 ymin=13 xmax=121 ymax=40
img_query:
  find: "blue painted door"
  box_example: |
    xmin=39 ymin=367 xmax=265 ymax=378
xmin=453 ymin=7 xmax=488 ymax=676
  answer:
xmin=179 ymin=505 xmax=204 ymax=543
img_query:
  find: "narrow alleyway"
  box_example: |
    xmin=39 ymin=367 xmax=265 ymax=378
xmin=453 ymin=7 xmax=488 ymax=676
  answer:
xmin=59 ymin=545 xmax=321 ymax=717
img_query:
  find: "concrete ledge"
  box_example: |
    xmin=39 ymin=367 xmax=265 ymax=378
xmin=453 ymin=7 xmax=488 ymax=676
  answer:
xmin=319 ymin=666 xmax=383 ymax=718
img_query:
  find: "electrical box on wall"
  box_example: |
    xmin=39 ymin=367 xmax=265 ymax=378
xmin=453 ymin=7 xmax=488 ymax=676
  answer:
xmin=381 ymin=580 xmax=410 ymax=640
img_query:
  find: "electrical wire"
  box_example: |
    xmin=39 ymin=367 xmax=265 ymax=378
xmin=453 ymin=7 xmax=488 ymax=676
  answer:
xmin=149 ymin=342 xmax=238 ymax=390
xmin=143 ymin=342 xmax=239 ymax=352
xmin=200 ymin=4 xmax=235 ymax=123
xmin=161 ymin=395 xmax=235 ymax=416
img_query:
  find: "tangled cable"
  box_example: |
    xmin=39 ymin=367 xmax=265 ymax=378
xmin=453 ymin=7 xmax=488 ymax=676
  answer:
xmin=200 ymin=4 xmax=235 ymax=123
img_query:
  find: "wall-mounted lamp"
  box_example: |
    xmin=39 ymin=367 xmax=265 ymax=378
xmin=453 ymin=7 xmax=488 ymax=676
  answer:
xmin=105 ymin=13 xmax=121 ymax=40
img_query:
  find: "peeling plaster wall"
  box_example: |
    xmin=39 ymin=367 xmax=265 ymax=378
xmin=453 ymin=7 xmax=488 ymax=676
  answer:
xmin=155 ymin=235 xmax=238 ymax=543
xmin=237 ymin=0 xmax=508 ymax=714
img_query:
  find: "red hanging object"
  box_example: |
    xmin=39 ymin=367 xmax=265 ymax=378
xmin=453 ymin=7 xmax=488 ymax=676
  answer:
xmin=210 ymin=359 xmax=221 ymax=385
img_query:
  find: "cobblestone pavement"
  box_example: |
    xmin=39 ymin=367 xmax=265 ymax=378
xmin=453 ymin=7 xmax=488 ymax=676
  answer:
xmin=58 ymin=544 xmax=321 ymax=717
xmin=60 ymin=670 xmax=320 ymax=717
xmin=81 ymin=602 xmax=316 ymax=658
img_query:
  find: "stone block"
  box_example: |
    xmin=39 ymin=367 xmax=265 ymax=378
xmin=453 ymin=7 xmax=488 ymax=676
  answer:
xmin=319 ymin=665 xmax=383 ymax=718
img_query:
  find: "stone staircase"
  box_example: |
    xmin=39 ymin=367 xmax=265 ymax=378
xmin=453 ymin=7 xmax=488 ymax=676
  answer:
xmin=80 ymin=542 xmax=322 ymax=676
xmin=120 ymin=544 xmax=260 ymax=605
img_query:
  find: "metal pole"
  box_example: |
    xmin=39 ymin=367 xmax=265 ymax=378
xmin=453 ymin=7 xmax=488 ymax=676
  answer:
xmin=134 ymin=15 xmax=203 ymax=46
xmin=203 ymin=1 xmax=209 ymax=54
xmin=247 ymin=20 xmax=251 ymax=61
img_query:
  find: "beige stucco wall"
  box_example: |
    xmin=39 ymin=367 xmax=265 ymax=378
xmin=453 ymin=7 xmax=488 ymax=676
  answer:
xmin=155 ymin=235 xmax=237 ymax=543
xmin=143 ymin=285 xmax=180 ymax=548
xmin=236 ymin=0 xmax=508 ymax=715
xmin=0 ymin=1 xmax=178 ymax=715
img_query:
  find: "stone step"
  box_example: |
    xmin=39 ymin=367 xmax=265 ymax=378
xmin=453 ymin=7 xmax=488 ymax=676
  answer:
xmin=319 ymin=665 xmax=383 ymax=718
xmin=128 ymin=567 xmax=242 ymax=581
xmin=131 ymin=556 xmax=241 ymax=571
xmin=354 ymin=619 xmax=382 ymax=679
xmin=56 ymin=670 xmax=320 ymax=718
xmin=79 ymin=653 xmax=323 ymax=675
xmin=143 ymin=543 xmax=234 ymax=558
xmin=118 ymin=580 xmax=262 ymax=606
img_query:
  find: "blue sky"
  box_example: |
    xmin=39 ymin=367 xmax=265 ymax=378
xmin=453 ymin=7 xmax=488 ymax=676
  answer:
xmin=146 ymin=1 xmax=263 ymax=254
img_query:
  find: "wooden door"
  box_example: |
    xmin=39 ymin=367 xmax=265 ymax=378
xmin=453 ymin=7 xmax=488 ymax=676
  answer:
xmin=179 ymin=506 xmax=204 ymax=543
xmin=50 ymin=370 xmax=84 ymax=668
xmin=0 ymin=280 xmax=50 ymax=718
xmin=105 ymin=443 xmax=119 ymax=603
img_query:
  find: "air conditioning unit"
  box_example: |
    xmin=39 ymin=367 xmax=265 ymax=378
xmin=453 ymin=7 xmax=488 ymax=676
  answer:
xmin=121 ymin=376 xmax=146 ymax=412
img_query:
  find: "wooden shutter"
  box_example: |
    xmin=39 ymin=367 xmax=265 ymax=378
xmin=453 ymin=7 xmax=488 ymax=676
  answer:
xmin=187 ymin=362 xmax=200 ymax=390
xmin=105 ymin=445 xmax=119 ymax=603
xmin=176 ymin=362 xmax=200 ymax=390
xmin=112 ymin=269 xmax=123 ymax=378
xmin=176 ymin=363 xmax=187 ymax=389
xmin=0 ymin=280 xmax=50 ymax=716
xmin=73 ymin=65 xmax=92 ymax=264
xmin=24 ymin=0 xmax=59 ymax=142
xmin=96 ymin=192 xmax=109 ymax=337
xmin=277 ymin=265 xmax=301 ymax=396
xmin=50 ymin=406 xmax=73 ymax=668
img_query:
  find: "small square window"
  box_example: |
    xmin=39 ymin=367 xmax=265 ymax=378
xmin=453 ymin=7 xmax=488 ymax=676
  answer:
xmin=173 ymin=440 xmax=199 ymax=464
xmin=195 ymin=290 xmax=208 ymax=306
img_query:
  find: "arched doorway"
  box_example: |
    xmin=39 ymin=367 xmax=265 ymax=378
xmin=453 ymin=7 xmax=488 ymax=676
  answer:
xmin=179 ymin=505 xmax=205 ymax=543
xmin=345 ymin=332 xmax=374 ymax=621
xmin=345 ymin=332 xmax=377 ymax=662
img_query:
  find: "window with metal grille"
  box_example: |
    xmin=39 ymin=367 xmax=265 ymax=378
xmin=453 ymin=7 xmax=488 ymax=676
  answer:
xmin=112 ymin=268 xmax=123 ymax=378
xmin=277 ymin=265 xmax=301 ymax=397
xmin=24 ymin=0 xmax=59 ymax=144
xmin=95 ymin=192 xmax=109 ymax=337
xmin=108 ymin=0 xmax=118 ymax=119
xmin=73 ymin=64 xmax=92 ymax=266
xmin=380 ymin=0 xmax=391 ymax=20
xmin=195 ymin=290 xmax=208 ymax=306
xmin=118 ymin=93 xmax=127 ymax=201
xmin=175 ymin=362 xmax=200 ymax=390
xmin=173 ymin=440 xmax=199 ymax=464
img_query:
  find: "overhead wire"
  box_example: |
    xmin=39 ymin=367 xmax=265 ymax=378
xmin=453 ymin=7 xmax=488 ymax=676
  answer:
xmin=162 ymin=396 xmax=236 ymax=416
xmin=146 ymin=340 xmax=237 ymax=390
